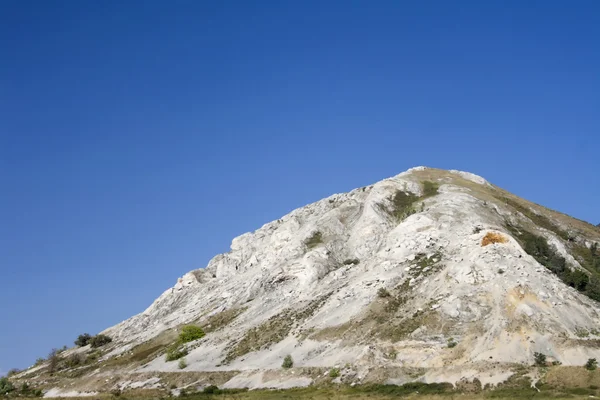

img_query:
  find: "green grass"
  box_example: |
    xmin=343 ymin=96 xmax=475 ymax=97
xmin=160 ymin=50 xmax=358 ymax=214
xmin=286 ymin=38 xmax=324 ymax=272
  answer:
xmin=79 ymin=381 xmax=600 ymax=400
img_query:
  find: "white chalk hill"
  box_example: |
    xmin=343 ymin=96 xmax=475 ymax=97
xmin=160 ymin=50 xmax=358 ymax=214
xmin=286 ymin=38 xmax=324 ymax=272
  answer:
xmin=22 ymin=167 xmax=600 ymax=391
xmin=103 ymin=167 xmax=600 ymax=371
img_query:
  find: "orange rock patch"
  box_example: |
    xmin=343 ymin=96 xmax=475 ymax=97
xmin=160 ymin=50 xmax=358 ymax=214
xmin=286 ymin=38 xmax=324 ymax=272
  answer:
xmin=481 ymin=232 xmax=508 ymax=246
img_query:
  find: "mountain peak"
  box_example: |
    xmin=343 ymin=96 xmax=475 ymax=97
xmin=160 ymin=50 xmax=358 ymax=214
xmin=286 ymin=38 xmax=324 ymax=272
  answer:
xmin=12 ymin=168 xmax=600 ymax=393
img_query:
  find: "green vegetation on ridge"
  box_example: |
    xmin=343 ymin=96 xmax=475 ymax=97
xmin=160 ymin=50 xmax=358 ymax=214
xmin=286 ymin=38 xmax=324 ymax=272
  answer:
xmin=506 ymin=222 xmax=600 ymax=302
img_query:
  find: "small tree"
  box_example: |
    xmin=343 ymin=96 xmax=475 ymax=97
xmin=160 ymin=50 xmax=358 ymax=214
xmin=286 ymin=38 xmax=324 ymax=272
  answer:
xmin=534 ymin=352 xmax=547 ymax=366
xmin=48 ymin=348 xmax=61 ymax=375
xmin=90 ymin=334 xmax=112 ymax=348
xmin=282 ymin=354 xmax=293 ymax=369
xmin=586 ymin=358 xmax=598 ymax=371
xmin=75 ymin=333 xmax=92 ymax=347
xmin=377 ymin=288 xmax=391 ymax=298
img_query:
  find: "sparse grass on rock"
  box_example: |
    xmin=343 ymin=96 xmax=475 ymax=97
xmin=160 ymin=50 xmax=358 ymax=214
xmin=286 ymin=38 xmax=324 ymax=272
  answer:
xmin=224 ymin=294 xmax=331 ymax=363
xmin=201 ymin=307 xmax=247 ymax=333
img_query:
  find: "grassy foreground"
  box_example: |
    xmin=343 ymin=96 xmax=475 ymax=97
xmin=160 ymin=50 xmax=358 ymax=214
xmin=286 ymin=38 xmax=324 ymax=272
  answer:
xmin=53 ymin=382 xmax=600 ymax=400
xmin=173 ymin=388 xmax=598 ymax=400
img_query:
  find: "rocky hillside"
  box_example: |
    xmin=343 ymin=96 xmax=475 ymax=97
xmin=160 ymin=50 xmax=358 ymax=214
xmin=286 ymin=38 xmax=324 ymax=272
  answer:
xmin=12 ymin=167 xmax=600 ymax=395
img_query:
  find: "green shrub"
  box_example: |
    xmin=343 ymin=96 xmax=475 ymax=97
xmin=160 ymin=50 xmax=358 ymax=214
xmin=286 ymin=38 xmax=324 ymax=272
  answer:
xmin=203 ymin=385 xmax=220 ymax=394
xmin=164 ymin=325 xmax=204 ymax=362
xmin=390 ymin=190 xmax=419 ymax=220
xmin=178 ymin=357 xmax=187 ymax=369
xmin=165 ymin=345 xmax=188 ymax=361
xmin=534 ymin=352 xmax=547 ymax=366
xmin=178 ymin=325 xmax=205 ymax=343
xmin=0 ymin=377 xmax=15 ymax=395
xmin=305 ymin=231 xmax=323 ymax=249
xmin=65 ymin=353 xmax=84 ymax=368
xmin=587 ymin=276 xmax=600 ymax=302
xmin=422 ymin=181 xmax=439 ymax=197
xmin=329 ymin=368 xmax=340 ymax=378
xmin=586 ymin=358 xmax=598 ymax=371
xmin=48 ymin=348 xmax=61 ymax=374
xmin=377 ymin=288 xmax=391 ymax=298
xmin=90 ymin=334 xmax=112 ymax=348
xmin=575 ymin=327 xmax=590 ymax=338
xmin=282 ymin=354 xmax=293 ymax=369
xmin=447 ymin=338 xmax=457 ymax=348
xmin=75 ymin=333 xmax=92 ymax=347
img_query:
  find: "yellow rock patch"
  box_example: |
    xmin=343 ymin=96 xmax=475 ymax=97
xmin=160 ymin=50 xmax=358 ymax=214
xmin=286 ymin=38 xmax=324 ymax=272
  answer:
xmin=482 ymin=232 xmax=508 ymax=246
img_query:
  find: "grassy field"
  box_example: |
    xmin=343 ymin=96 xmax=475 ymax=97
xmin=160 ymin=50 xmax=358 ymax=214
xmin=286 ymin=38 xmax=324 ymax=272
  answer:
xmin=77 ymin=381 xmax=600 ymax=400
xmin=174 ymin=390 xmax=598 ymax=399
xmin=11 ymin=367 xmax=600 ymax=400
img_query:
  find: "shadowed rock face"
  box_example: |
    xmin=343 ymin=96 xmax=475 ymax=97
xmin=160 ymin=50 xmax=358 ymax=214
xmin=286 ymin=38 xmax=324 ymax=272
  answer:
xmin=18 ymin=167 xmax=600 ymax=392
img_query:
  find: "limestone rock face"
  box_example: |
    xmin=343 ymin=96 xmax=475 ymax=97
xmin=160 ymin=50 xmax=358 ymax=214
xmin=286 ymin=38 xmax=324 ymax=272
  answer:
xmin=90 ymin=167 xmax=600 ymax=379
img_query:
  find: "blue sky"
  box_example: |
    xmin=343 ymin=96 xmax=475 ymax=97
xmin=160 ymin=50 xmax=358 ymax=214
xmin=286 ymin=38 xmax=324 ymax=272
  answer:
xmin=0 ymin=0 xmax=598 ymax=372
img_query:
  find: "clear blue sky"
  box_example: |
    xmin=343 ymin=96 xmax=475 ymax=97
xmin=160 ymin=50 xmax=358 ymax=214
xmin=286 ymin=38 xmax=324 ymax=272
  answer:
xmin=1 ymin=0 xmax=598 ymax=373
